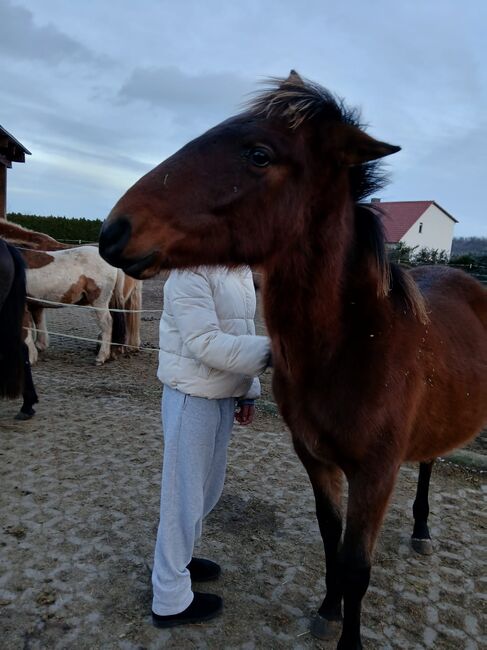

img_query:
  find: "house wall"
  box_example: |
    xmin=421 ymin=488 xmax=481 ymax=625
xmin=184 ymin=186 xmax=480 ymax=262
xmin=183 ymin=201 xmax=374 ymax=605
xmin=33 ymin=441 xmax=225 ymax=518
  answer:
xmin=400 ymin=204 xmax=455 ymax=256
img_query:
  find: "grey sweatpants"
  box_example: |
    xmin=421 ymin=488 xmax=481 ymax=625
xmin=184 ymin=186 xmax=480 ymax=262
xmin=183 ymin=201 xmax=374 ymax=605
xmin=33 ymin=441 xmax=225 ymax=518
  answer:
xmin=151 ymin=385 xmax=236 ymax=615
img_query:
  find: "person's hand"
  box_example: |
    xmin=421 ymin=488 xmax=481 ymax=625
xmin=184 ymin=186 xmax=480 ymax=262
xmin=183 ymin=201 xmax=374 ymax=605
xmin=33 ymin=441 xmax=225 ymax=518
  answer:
xmin=235 ymin=402 xmax=255 ymax=425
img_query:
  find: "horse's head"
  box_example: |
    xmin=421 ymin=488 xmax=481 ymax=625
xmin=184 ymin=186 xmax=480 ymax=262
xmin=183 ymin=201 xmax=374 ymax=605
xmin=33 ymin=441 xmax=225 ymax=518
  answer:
xmin=99 ymin=71 xmax=399 ymax=278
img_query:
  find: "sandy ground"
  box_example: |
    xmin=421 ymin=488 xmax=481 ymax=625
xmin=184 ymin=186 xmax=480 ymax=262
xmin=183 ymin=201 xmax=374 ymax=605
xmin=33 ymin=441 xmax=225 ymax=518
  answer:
xmin=0 ymin=276 xmax=485 ymax=649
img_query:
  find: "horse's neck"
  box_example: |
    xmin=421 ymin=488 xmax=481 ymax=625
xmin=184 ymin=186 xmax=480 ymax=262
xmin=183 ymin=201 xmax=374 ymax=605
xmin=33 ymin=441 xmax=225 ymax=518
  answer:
xmin=262 ymin=204 xmax=383 ymax=365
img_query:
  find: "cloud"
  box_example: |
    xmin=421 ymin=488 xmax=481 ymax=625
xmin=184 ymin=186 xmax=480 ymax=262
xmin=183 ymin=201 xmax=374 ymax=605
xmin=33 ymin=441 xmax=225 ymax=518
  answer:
xmin=118 ymin=66 xmax=254 ymax=115
xmin=0 ymin=1 xmax=103 ymax=65
xmin=1 ymin=0 xmax=485 ymax=236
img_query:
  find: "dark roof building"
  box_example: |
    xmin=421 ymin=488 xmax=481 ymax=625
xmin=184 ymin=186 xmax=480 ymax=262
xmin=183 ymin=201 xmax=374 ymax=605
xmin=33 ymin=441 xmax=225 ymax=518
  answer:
xmin=366 ymin=199 xmax=458 ymax=256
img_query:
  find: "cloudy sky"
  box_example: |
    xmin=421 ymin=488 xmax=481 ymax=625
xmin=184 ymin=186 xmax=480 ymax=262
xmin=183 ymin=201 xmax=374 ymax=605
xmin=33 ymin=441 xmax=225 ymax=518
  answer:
xmin=1 ymin=0 xmax=485 ymax=236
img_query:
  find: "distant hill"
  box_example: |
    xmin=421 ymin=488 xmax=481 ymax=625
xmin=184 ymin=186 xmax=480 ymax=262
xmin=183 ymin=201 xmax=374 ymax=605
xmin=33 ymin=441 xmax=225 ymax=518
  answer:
xmin=451 ymin=237 xmax=487 ymax=256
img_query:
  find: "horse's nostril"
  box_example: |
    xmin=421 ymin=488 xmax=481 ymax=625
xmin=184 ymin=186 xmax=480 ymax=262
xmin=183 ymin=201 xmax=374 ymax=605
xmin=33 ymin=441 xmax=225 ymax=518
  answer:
xmin=99 ymin=217 xmax=132 ymax=263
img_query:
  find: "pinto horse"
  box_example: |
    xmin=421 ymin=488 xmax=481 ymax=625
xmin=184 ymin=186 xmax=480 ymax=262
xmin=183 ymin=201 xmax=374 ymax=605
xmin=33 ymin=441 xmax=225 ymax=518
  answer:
xmin=99 ymin=72 xmax=487 ymax=649
xmin=0 ymin=239 xmax=38 ymax=419
xmin=1 ymin=222 xmax=142 ymax=362
xmin=23 ymin=246 xmax=127 ymax=365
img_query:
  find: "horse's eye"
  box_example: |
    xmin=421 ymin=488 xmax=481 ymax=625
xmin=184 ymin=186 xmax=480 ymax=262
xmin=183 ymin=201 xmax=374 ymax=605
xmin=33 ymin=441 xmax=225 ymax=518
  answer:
xmin=248 ymin=147 xmax=272 ymax=168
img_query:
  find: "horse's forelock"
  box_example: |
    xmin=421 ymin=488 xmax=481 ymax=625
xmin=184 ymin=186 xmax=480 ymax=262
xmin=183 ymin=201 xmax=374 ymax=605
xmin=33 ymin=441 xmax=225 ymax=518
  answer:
xmin=246 ymin=76 xmax=355 ymax=130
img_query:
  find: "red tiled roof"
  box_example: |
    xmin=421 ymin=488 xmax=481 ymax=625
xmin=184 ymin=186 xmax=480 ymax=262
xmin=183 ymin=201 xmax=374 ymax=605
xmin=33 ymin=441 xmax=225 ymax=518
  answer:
xmin=366 ymin=201 xmax=457 ymax=243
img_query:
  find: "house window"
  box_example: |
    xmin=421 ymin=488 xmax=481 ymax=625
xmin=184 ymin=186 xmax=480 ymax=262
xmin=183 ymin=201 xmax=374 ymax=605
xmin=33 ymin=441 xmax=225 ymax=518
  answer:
xmin=418 ymin=222 xmax=423 ymax=234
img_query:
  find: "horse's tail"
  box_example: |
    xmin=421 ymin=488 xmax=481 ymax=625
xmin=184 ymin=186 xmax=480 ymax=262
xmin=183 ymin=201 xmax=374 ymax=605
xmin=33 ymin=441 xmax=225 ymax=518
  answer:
xmin=109 ymin=269 xmax=126 ymax=351
xmin=124 ymin=276 xmax=142 ymax=350
xmin=0 ymin=243 xmax=26 ymax=398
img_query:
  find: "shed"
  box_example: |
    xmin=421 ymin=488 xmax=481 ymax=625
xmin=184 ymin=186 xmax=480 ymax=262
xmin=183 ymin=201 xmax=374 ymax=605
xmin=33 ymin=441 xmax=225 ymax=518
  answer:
xmin=0 ymin=125 xmax=31 ymax=219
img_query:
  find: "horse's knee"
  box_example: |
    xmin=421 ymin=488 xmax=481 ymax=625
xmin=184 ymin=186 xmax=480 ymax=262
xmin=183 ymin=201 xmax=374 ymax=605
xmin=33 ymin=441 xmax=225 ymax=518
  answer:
xmin=342 ymin=564 xmax=370 ymax=604
xmin=339 ymin=550 xmax=371 ymax=604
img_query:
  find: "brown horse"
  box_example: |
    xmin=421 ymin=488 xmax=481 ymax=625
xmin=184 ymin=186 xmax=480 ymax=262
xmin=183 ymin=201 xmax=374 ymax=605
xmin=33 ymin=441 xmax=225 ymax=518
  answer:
xmin=0 ymin=239 xmax=38 ymax=419
xmin=99 ymin=72 xmax=487 ymax=649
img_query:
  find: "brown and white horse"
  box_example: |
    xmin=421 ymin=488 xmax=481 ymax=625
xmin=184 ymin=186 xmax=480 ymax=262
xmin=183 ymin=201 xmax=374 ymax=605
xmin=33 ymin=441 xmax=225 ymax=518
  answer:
xmin=99 ymin=72 xmax=487 ymax=649
xmin=23 ymin=246 xmax=127 ymax=365
xmin=1 ymin=222 xmax=142 ymax=363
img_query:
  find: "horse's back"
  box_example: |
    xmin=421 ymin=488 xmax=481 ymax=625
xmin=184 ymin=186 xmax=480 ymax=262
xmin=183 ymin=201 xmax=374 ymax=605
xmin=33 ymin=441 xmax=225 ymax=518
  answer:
xmin=412 ymin=264 xmax=487 ymax=341
xmin=412 ymin=265 xmax=487 ymax=319
xmin=25 ymin=245 xmax=118 ymax=304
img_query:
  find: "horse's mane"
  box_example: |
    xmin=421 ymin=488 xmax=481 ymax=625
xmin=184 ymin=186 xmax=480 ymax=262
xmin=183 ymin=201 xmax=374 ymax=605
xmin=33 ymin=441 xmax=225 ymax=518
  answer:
xmin=247 ymin=75 xmax=427 ymax=323
xmin=355 ymin=205 xmax=428 ymax=323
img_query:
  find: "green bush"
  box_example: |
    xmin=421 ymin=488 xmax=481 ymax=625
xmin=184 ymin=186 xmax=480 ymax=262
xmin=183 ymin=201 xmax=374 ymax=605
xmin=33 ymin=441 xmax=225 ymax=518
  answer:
xmin=388 ymin=244 xmax=448 ymax=266
xmin=7 ymin=213 xmax=102 ymax=243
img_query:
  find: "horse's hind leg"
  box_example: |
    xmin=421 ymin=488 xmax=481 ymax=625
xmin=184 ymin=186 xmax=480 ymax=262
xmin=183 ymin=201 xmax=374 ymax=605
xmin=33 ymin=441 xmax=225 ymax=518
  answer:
xmin=411 ymin=460 xmax=435 ymax=555
xmin=15 ymin=343 xmax=39 ymax=420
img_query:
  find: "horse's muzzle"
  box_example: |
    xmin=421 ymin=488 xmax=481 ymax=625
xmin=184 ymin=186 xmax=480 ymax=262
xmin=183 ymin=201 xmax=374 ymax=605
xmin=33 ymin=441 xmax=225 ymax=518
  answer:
xmin=99 ymin=217 xmax=132 ymax=267
xmin=99 ymin=216 xmax=158 ymax=278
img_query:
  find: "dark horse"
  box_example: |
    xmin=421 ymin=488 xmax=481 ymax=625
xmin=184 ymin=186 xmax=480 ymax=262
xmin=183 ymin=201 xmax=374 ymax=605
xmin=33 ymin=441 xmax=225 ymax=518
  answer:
xmin=0 ymin=238 xmax=38 ymax=419
xmin=99 ymin=72 xmax=487 ymax=649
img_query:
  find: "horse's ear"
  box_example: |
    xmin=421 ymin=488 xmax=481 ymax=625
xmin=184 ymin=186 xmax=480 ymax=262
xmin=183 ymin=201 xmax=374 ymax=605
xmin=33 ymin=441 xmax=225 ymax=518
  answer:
xmin=336 ymin=123 xmax=400 ymax=165
xmin=283 ymin=69 xmax=304 ymax=86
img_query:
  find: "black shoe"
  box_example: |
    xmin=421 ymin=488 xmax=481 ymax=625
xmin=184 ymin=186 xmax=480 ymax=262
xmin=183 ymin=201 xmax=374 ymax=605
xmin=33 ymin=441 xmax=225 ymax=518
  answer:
xmin=152 ymin=592 xmax=223 ymax=628
xmin=187 ymin=557 xmax=221 ymax=582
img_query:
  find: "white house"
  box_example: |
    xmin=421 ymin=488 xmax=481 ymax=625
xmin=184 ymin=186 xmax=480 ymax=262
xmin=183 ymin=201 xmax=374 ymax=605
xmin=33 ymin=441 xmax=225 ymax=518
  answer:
xmin=367 ymin=200 xmax=458 ymax=257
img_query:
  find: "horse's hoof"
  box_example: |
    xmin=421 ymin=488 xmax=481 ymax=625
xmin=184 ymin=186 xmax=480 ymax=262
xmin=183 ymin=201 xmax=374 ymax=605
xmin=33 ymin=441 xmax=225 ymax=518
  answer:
xmin=411 ymin=537 xmax=433 ymax=555
xmin=310 ymin=613 xmax=341 ymax=640
xmin=14 ymin=410 xmax=35 ymax=421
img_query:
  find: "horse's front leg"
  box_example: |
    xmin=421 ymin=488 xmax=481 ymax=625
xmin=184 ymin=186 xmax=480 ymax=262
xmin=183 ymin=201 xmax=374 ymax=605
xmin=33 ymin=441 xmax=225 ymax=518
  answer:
xmin=23 ymin=310 xmax=38 ymax=364
xmin=31 ymin=306 xmax=49 ymax=351
xmin=293 ymin=439 xmax=344 ymax=640
xmin=337 ymin=466 xmax=398 ymax=650
xmin=94 ymin=309 xmax=112 ymax=365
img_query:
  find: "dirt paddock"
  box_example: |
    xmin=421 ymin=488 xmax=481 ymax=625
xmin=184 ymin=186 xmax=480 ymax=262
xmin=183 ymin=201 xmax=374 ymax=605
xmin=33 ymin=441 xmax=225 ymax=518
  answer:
xmin=0 ymin=276 xmax=485 ymax=649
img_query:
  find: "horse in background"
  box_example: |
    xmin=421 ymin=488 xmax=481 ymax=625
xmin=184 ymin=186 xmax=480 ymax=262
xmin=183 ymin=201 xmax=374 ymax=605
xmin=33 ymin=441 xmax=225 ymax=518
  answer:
xmin=0 ymin=239 xmax=38 ymax=419
xmin=1 ymin=222 xmax=142 ymax=362
xmin=22 ymin=246 xmax=127 ymax=365
xmin=99 ymin=72 xmax=487 ymax=649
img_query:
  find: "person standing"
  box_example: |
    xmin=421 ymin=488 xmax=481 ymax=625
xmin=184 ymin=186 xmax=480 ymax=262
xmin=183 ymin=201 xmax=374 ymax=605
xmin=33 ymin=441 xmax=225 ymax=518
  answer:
xmin=151 ymin=265 xmax=270 ymax=627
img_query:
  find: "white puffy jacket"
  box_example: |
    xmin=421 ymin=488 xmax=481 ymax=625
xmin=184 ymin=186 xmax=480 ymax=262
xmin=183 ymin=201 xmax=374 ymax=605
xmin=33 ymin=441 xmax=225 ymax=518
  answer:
xmin=157 ymin=266 xmax=270 ymax=399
